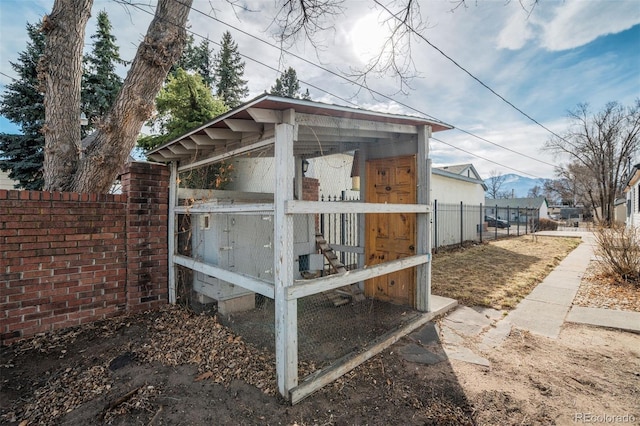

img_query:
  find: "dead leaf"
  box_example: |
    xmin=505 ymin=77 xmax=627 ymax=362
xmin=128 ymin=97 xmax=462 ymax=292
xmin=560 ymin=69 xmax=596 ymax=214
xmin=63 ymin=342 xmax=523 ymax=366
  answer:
xmin=194 ymin=371 xmax=214 ymax=382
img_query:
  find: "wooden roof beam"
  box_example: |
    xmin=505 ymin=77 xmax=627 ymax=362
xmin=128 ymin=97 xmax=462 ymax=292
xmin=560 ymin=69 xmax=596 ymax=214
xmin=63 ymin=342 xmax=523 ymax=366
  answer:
xmin=296 ymin=112 xmax=417 ymax=134
xmin=247 ymin=108 xmax=283 ymax=123
xmin=224 ymin=119 xmax=263 ymax=133
xmin=189 ymin=134 xmax=216 ymax=146
xmin=203 ymin=128 xmax=238 ymax=139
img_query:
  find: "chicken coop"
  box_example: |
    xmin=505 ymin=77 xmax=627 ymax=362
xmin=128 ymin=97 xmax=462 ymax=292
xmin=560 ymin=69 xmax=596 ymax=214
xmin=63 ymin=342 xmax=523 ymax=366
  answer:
xmin=147 ymin=94 xmax=452 ymax=403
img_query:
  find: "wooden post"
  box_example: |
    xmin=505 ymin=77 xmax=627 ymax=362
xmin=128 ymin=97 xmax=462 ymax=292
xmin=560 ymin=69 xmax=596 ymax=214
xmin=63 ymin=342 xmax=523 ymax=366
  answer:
xmin=416 ymin=125 xmax=431 ymax=312
xmin=274 ymin=110 xmax=297 ymax=398
xmin=168 ymin=161 xmax=178 ymax=304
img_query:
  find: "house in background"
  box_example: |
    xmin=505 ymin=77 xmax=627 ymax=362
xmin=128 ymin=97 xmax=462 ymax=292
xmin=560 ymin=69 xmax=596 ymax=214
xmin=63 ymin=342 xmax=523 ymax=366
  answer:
xmin=484 ymin=196 xmax=549 ymax=224
xmin=430 ymin=163 xmax=487 ymax=248
xmin=431 ymin=163 xmax=486 ymax=205
xmin=0 ymin=170 xmax=18 ymax=190
xmin=624 ymin=162 xmax=640 ymax=229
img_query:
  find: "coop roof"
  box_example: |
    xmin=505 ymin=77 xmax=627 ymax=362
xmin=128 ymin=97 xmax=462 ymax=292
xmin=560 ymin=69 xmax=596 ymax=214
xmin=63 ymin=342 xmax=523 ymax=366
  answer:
xmin=146 ymin=93 xmax=452 ymax=165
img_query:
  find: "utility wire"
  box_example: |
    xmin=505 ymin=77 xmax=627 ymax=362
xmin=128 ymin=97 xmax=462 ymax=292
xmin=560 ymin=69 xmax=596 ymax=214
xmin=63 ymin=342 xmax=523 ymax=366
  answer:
xmin=0 ymin=71 xmax=17 ymax=82
xmin=116 ymin=0 xmax=549 ymax=178
xmin=182 ymin=0 xmax=558 ymax=169
xmin=431 ymin=137 xmax=544 ymax=178
xmin=6 ymin=0 xmax=551 ymax=179
xmin=374 ymin=0 xmax=568 ymax=146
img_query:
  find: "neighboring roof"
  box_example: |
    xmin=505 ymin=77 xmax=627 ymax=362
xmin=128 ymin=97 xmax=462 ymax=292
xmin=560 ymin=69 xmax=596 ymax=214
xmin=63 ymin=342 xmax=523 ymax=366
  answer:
xmin=146 ymin=93 xmax=452 ymax=164
xmin=624 ymin=163 xmax=640 ymax=192
xmin=484 ymin=197 xmax=548 ymax=209
xmin=433 ymin=163 xmax=487 ymax=190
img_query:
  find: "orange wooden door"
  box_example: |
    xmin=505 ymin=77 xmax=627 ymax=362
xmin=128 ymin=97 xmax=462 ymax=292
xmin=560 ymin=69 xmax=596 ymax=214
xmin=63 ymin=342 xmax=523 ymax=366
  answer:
xmin=365 ymin=155 xmax=416 ymax=306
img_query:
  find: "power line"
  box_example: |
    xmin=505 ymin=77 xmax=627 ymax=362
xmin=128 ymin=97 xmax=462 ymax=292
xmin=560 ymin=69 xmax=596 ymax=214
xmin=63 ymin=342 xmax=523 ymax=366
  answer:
xmin=123 ymin=0 xmax=549 ymax=178
xmin=182 ymin=0 xmax=558 ymax=169
xmin=373 ymin=0 xmax=568 ymax=145
xmin=431 ymin=137 xmax=544 ymax=178
xmin=0 ymin=71 xmax=17 ymax=82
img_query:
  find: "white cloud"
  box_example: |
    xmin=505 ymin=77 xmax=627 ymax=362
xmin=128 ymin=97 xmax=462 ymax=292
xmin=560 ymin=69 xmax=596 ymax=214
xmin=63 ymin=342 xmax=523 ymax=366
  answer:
xmin=537 ymin=0 xmax=640 ymax=51
xmin=497 ymin=9 xmax=534 ymax=50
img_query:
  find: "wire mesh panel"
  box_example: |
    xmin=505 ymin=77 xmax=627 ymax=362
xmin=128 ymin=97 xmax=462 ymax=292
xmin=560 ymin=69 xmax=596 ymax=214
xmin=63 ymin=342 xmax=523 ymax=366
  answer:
xmin=319 ymin=194 xmax=361 ymax=270
xmin=220 ymin=291 xmax=423 ymax=377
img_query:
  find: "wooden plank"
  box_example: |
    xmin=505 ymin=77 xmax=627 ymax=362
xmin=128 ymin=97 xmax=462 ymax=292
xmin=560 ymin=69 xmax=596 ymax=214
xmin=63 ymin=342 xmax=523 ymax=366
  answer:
xmin=224 ymin=118 xmax=263 ymax=132
xmin=168 ymin=144 xmax=190 ymax=154
xmin=174 ymin=203 xmax=274 ymax=214
xmin=287 ymin=255 xmax=428 ymax=299
xmin=168 ymin=162 xmax=178 ymax=304
xmin=173 ymin=254 xmax=275 ymax=298
xmin=289 ymin=301 xmax=457 ymax=404
xmin=190 ymin=134 xmax=217 ymax=146
xmin=178 ymin=137 xmax=274 ymax=172
xmin=416 ymin=125 xmax=430 ymax=312
xmin=286 ymin=200 xmax=430 ymax=215
xmin=203 ymin=128 xmax=238 ymax=139
xmin=296 ymin=112 xmax=418 ymax=134
xmin=274 ymin=119 xmax=298 ymax=398
xmin=247 ymin=107 xmax=283 ymax=123
xmin=177 ymin=188 xmax=273 ymax=202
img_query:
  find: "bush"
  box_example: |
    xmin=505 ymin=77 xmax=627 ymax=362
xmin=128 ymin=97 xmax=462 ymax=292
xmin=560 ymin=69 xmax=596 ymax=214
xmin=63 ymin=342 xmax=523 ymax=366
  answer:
xmin=593 ymin=226 xmax=640 ymax=285
xmin=538 ymin=218 xmax=558 ymax=231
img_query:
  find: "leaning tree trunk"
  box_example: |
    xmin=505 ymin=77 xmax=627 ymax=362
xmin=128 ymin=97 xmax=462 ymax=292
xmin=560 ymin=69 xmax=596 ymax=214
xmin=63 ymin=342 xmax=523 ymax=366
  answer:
xmin=41 ymin=0 xmax=93 ymax=191
xmin=41 ymin=0 xmax=193 ymax=193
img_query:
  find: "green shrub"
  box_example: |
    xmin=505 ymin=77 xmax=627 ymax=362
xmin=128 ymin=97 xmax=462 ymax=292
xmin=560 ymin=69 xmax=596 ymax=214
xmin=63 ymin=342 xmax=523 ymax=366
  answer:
xmin=594 ymin=226 xmax=640 ymax=286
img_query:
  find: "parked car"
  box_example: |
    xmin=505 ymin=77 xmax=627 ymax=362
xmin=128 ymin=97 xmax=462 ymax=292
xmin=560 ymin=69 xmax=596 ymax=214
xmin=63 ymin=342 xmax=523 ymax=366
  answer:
xmin=485 ymin=215 xmax=510 ymax=228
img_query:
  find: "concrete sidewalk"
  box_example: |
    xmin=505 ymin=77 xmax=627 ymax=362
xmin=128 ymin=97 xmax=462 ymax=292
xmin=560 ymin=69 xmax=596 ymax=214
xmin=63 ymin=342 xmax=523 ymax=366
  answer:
xmin=505 ymin=231 xmax=640 ymax=337
xmin=401 ymin=231 xmax=639 ymax=367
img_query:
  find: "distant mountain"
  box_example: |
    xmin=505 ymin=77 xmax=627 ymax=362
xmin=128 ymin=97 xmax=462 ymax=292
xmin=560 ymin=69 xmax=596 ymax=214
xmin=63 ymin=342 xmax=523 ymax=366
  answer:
xmin=484 ymin=174 xmax=550 ymax=198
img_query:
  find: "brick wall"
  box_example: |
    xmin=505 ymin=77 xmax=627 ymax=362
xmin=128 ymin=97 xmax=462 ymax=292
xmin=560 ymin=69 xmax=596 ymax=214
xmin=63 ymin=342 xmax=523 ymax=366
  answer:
xmin=0 ymin=162 xmax=169 ymax=344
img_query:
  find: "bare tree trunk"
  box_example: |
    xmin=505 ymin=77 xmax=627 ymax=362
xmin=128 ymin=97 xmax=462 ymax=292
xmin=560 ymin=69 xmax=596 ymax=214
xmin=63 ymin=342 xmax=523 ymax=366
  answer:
xmin=41 ymin=0 xmax=93 ymax=191
xmin=41 ymin=0 xmax=193 ymax=193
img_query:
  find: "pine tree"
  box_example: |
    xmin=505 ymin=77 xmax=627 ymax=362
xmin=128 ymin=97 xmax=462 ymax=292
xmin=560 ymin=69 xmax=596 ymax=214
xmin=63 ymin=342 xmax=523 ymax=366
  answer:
xmin=81 ymin=10 xmax=125 ymax=135
xmin=172 ymin=34 xmax=214 ymax=88
xmin=270 ymin=67 xmax=310 ymax=99
xmin=212 ymin=31 xmax=248 ymax=108
xmin=0 ymin=22 xmax=45 ymax=189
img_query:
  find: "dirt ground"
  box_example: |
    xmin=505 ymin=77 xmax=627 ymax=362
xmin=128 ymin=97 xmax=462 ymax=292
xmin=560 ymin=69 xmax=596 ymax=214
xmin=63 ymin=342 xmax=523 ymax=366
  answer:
xmin=2 ymin=236 xmax=639 ymax=425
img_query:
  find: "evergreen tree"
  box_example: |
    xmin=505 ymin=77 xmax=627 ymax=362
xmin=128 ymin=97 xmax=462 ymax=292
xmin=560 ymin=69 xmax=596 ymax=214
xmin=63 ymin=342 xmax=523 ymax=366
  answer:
xmin=270 ymin=67 xmax=310 ymax=99
xmin=139 ymin=68 xmax=228 ymax=150
xmin=81 ymin=10 xmax=125 ymax=135
xmin=212 ymin=31 xmax=248 ymax=108
xmin=0 ymin=22 xmax=45 ymax=189
xmin=171 ymin=34 xmax=213 ymax=88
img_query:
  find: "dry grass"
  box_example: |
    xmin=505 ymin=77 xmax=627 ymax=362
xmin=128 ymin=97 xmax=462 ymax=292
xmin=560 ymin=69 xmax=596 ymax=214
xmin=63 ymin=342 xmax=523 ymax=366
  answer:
xmin=432 ymin=235 xmax=580 ymax=309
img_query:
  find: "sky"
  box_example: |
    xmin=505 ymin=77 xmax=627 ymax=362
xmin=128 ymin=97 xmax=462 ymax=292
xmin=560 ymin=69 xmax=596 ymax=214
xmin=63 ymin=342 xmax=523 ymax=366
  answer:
xmin=1 ymin=0 xmax=639 ymax=180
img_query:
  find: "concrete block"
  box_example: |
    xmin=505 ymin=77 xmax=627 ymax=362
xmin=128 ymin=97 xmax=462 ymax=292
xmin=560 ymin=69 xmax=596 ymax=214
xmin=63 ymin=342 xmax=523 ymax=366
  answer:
xmin=218 ymin=293 xmax=256 ymax=315
xmin=196 ymin=293 xmax=216 ymax=305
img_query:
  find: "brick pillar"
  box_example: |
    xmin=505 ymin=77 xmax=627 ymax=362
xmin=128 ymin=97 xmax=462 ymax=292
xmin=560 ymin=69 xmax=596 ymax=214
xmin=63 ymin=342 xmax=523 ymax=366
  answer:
xmin=303 ymin=177 xmax=320 ymax=232
xmin=120 ymin=162 xmax=170 ymax=312
xmin=302 ymin=177 xmax=319 ymax=201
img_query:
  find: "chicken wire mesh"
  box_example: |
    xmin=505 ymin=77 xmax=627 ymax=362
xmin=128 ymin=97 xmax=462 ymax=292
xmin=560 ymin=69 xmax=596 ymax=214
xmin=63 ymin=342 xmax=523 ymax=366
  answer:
xmin=173 ymin=152 xmax=424 ymax=386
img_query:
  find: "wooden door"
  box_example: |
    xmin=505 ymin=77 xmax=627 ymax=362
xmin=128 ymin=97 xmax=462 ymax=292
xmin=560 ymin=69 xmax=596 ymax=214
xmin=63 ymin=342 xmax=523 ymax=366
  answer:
xmin=365 ymin=155 xmax=416 ymax=306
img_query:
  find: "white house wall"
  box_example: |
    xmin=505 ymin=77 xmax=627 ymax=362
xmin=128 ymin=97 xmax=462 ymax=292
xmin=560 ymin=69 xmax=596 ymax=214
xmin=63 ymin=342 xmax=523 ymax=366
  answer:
xmin=0 ymin=170 xmax=17 ymax=190
xmin=628 ymin=180 xmax=640 ymax=228
xmin=307 ymin=153 xmax=359 ymax=199
xmin=430 ymin=173 xmax=485 ymax=205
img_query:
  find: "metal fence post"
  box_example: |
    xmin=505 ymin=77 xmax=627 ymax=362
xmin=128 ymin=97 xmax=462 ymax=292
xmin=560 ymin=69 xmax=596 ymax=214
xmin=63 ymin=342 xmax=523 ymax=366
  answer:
xmin=434 ymin=199 xmax=438 ymax=253
xmin=460 ymin=201 xmax=463 ymax=247
xmin=495 ymin=204 xmax=498 ymax=240
xmin=507 ymin=205 xmax=510 ymax=236
xmin=479 ymin=202 xmax=483 ymax=243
